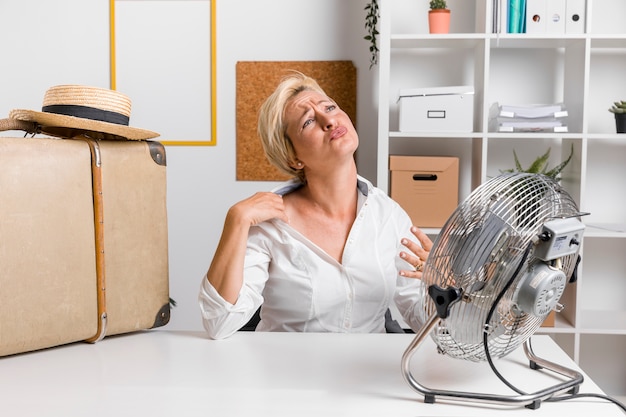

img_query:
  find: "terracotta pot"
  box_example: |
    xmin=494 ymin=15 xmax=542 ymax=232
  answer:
xmin=429 ymin=9 xmax=451 ymax=34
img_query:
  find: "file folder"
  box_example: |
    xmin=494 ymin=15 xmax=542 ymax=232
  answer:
xmin=526 ymin=0 xmax=546 ymax=34
xmin=546 ymin=0 xmax=566 ymax=34
xmin=565 ymin=0 xmax=585 ymax=34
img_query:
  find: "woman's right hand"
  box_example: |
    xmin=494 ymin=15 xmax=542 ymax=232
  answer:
xmin=228 ymin=192 xmax=289 ymax=227
xmin=206 ymin=192 xmax=287 ymax=304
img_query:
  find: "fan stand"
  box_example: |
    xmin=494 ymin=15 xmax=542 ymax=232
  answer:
xmin=401 ymin=308 xmax=584 ymax=410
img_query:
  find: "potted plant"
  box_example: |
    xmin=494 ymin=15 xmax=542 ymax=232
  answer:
xmin=609 ymin=100 xmax=626 ymax=133
xmin=364 ymin=0 xmax=380 ymax=69
xmin=429 ymin=0 xmax=450 ymax=34
xmin=500 ymin=144 xmax=574 ymax=182
xmin=500 ymin=145 xmax=575 ymax=229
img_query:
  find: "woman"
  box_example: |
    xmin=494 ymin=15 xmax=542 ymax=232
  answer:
xmin=199 ymin=72 xmax=432 ymax=339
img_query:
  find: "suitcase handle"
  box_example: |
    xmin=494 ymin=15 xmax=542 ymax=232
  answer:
xmin=0 ymin=118 xmax=38 ymax=135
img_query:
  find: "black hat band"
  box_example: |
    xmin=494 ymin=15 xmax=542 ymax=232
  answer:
xmin=42 ymin=104 xmax=130 ymax=126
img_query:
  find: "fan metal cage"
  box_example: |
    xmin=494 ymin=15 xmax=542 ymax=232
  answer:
xmin=419 ymin=173 xmax=582 ymax=362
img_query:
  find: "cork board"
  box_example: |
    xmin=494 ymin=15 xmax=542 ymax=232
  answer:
xmin=236 ymin=61 xmax=357 ymax=181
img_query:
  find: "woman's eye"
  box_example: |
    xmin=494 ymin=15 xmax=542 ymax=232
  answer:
xmin=303 ymin=119 xmax=313 ymax=128
xmin=326 ymin=105 xmax=337 ymax=112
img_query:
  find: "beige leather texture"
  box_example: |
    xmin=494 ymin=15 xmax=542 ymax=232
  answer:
xmin=0 ymin=136 xmax=169 ymax=356
xmin=0 ymin=137 xmax=98 ymax=356
xmin=95 ymin=140 xmax=169 ymax=335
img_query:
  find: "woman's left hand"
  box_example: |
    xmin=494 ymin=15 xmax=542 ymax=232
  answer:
xmin=399 ymin=226 xmax=433 ymax=278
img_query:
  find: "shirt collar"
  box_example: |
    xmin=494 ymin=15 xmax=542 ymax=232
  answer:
xmin=271 ymin=176 xmax=370 ymax=197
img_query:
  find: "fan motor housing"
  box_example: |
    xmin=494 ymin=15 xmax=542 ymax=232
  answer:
xmin=516 ymin=263 xmax=567 ymax=317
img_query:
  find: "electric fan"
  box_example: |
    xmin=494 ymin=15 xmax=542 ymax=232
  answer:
xmin=402 ymin=172 xmax=587 ymax=409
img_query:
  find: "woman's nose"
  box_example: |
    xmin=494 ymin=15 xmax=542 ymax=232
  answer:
xmin=318 ymin=112 xmax=336 ymax=130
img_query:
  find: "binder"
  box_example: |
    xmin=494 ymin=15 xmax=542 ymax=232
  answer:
xmin=499 ymin=0 xmax=509 ymax=33
xmin=526 ymin=0 xmax=546 ymax=34
xmin=508 ymin=0 xmax=526 ymax=33
xmin=492 ymin=0 xmax=499 ymax=33
xmin=546 ymin=0 xmax=566 ymax=34
xmin=565 ymin=0 xmax=585 ymax=34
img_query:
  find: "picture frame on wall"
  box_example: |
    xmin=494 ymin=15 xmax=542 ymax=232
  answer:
xmin=110 ymin=0 xmax=217 ymax=146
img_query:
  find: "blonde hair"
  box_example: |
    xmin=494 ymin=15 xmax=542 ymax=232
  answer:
xmin=257 ymin=71 xmax=327 ymax=182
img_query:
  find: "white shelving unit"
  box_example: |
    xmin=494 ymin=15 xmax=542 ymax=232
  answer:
xmin=376 ymin=0 xmax=626 ymax=400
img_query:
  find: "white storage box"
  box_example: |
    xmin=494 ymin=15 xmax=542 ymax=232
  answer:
xmin=398 ymin=86 xmax=474 ymax=133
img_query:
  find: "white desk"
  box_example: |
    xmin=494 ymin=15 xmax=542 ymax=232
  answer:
xmin=0 ymin=331 xmax=622 ymax=416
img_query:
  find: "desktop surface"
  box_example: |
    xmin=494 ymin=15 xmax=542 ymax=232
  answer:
xmin=0 ymin=331 xmax=621 ymax=416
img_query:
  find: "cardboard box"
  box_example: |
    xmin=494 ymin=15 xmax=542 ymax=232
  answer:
xmin=390 ymin=156 xmax=459 ymax=228
xmin=541 ymin=311 xmax=556 ymax=327
xmin=398 ymin=85 xmax=474 ymax=133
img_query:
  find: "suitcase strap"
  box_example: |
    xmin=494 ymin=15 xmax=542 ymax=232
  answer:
xmin=81 ymin=137 xmax=108 ymax=344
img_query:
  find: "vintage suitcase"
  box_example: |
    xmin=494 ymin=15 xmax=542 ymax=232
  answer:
xmin=0 ymin=122 xmax=170 ymax=356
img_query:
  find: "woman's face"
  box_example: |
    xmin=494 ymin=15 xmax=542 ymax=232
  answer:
xmin=283 ymin=90 xmax=358 ymax=172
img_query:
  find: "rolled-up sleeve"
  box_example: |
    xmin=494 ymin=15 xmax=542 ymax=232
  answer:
xmin=394 ymin=275 xmax=427 ymax=332
xmin=198 ymin=237 xmax=271 ymax=340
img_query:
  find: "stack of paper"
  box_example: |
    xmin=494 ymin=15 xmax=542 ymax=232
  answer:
xmin=489 ymin=102 xmax=568 ymax=132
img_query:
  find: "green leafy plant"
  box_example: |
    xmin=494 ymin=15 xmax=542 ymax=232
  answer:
xmin=501 ymin=144 xmax=574 ymax=181
xmin=430 ymin=0 xmax=448 ymax=10
xmin=364 ymin=0 xmax=380 ymax=69
xmin=609 ymin=100 xmax=626 ymax=114
xmin=364 ymin=1 xmax=449 ymax=68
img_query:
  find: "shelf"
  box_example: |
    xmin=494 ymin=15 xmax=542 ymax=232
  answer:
xmin=536 ymin=313 xmax=576 ymax=334
xmin=578 ymin=310 xmax=626 ymax=334
xmin=589 ymin=35 xmax=626 ymax=48
xmin=587 ymin=133 xmax=626 ymax=140
xmin=584 ymin=224 xmax=626 ymax=238
xmin=580 ymin=334 xmax=626 ymax=397
xmin=391 ymin=34 xmax=484 ymax=49
xmin=389 ymin=132 xmax=586 ymax=140
xmin=378 ymin=0 xmax=626 ymax=399
xmin=389 ymin=131 xmax=481 ymax=139
xmin=486 ymin=133 xmax=582 ymax=140
xmin=488 ymin=35 xmax=586 ymax=49
xmin=389 ymin=34 xmax=610 ymax=50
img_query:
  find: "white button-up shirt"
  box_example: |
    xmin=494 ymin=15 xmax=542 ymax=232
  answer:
xmin=199 ymin=176 xmax=426 ymax=339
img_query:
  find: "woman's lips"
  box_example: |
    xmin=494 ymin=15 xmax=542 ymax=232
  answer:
xmin=330 ymin=126 xmax=347 ymax=140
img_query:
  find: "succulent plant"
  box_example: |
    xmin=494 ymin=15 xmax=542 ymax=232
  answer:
xmin=430 ymin=0 xmax=448 ymax=10
xmin=501 ymin=144 xmax=574 ymax=182
xmin=609 ymin=100 xmax=626 ymax=114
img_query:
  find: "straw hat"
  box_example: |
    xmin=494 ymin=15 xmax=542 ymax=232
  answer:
xmin=9 ymin=85 xmax=159 ymax=140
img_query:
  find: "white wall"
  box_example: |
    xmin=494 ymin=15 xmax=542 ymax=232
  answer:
xmin=0 ymin=0 xmax=378 ymax=331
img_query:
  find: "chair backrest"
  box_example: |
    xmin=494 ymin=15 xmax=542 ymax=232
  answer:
xmin=239 ymin=307 xmax=410 ymax=333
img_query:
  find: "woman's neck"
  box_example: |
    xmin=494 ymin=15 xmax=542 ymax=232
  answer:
xmin=300 ymin=162 xmax=358 ymax=216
